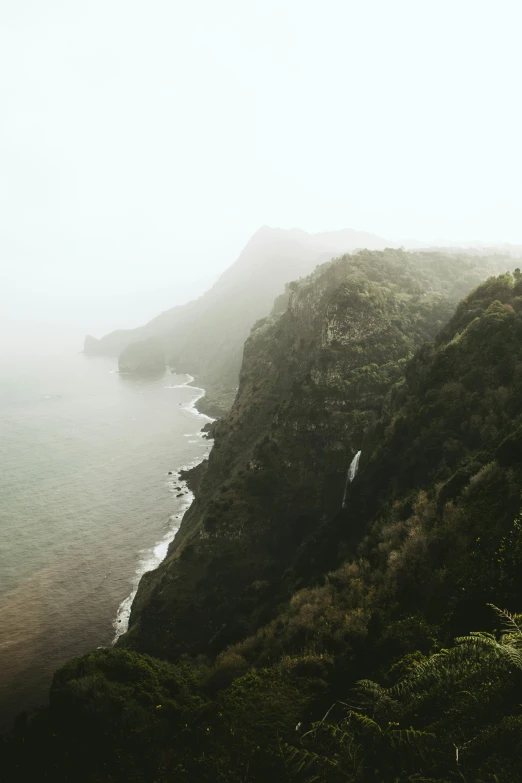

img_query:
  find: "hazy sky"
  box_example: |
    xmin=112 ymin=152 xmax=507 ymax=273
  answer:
xmin=1 ymin=0 xmax=521 ymax=337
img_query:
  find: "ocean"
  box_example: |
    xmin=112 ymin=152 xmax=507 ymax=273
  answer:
xmin=0 ymin=339 xmax=212 ymax=731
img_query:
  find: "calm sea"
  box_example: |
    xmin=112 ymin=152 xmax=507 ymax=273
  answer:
xmin=0 ymin=339 xmax=212 ymax=730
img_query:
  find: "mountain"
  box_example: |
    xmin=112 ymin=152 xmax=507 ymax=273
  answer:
xmin=116 ymin=249 xmax=512 ymax=661
xmin=84 ymin=227 xmax=522 ymax=415
xmin=84 ymin=226 xmax=389 ymax=414
xmin=5 ymin=251 xmax=522 ymax=783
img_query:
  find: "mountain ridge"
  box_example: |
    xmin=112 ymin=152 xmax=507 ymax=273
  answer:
xmin=84 ymin=227 xmax=522 ymax=418
xmin=83 ymin=226 xmax=392 ymax=414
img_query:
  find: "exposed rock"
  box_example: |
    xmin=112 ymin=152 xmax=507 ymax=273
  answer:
xmin=200 ymin=422 xmax=215 ymax=439
xmin=179 ymin=460 xmax=208 ymax=494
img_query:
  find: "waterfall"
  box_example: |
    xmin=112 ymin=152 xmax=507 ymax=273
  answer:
xmin=342 ymin=450 xmax=361 ymax=508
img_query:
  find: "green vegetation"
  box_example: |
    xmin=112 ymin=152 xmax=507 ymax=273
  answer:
xmin=4 ymin=254 xmax=522 ymax=781
xmin=119 ymin=249 xmax=513 ymax=661
xmin=5 ymin=610 xmax=522 ymax=781
xmin=287 ymin=606 xmax=522 ymax=782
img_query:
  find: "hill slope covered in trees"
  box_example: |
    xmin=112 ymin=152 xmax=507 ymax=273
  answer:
xmin=118 ymin=249 xmax=513 ymax=660
xmin=4 ymin=254 xmax=522 ymax=782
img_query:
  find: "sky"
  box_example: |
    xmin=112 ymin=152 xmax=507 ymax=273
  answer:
xmin=1 ymin=0 xmax=521 ymax=338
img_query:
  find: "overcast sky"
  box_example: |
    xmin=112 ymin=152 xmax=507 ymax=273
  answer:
xmin=1 ymin=0 xmax=521 ymax=338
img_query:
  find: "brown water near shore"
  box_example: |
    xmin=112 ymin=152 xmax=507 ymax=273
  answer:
xmin=0 ymin=349 xmax=212 ymax=731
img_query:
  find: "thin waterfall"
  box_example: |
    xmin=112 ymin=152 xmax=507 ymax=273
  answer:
xmin=342 ymin=450 xmax=361 ymax=508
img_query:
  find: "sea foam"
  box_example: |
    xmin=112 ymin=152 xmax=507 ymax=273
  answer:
xmin=112 ymin=374 xmax=214 ymax=642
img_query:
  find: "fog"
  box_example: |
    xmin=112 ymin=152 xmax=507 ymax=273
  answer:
xmin=1 ymin=0 xmax=521 ymax=340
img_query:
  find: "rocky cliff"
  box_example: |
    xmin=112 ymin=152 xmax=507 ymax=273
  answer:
xmin=83 ymin=226 xmax=390 ymax=413
xmin=118 ymin=248 xmax=512 ymax=660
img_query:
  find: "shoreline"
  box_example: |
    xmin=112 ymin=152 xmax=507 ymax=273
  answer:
xmin=111 ymin=374 xmax=215 ymax=643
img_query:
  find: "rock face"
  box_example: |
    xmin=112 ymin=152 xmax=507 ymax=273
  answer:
xmin=179 ymin=460 xmax=208 ymax=493
xmin=118 ymin=338 xmax=165 ymax=375
xmin=117 ymin=248 xmax=512 ymax=660
xmin=200 ymin=422 xmax=215 ymax=439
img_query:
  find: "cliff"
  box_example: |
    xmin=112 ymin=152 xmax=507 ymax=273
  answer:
xmin=6 ymin=256 xmax=522 ymax=783
xmin=117 ymin=248 xmax=512 ymax=660
xmin=83 ymin=226 xmax=391 ymax=413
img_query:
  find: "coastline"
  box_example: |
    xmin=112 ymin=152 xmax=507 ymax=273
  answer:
xmin=111 ymin=374 xmax=215 ymax=642
xmin=193 ymin=384 xmax=236 ymax=419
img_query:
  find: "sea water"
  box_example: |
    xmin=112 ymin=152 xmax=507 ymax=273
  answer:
xmin=0 ymin=339 xmax=212 ymax=730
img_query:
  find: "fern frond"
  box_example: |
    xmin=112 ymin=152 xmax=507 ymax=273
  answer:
xmin=285 ymin=744 xmax=341 ymax=775
xmin=355 ymin=679 xmax=387 ymax=698
xmin=354 ymin=678 xmax=398 ymax=714
xmin=455 ymin=631 xmax=496 ymax=642
xmin=457 ymin=629 xmax=522 ymax=670
xmin=388 ymin=727 xmax=435 ymax=746
xmin=346 ymin=710 xmax=383 ymax=735
xmin=391 ymin=649 xmax=455 ymax=695
xmin=488 ymin=603 xmax=522 ymax=636
xmin=497 ymin=644 xmax=522 ymax=671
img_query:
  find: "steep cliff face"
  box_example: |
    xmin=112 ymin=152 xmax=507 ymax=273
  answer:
xmin=118 ymin=249 xmax=511 ymax=659
xmin=83 ymin=226 xmax=390 ymax=412
xmin=221 ymin=271 xmax=522 ymax=669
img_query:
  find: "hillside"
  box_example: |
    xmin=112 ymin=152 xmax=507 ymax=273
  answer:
xmin=118 ymin=337 xmax=165 ymax=374
xmin=118 ymin=249 xmax=512 ymax=660
xmin=5 ymin=255 xmax=522 ymax=783
xmin=84 ymin=226 xmax=389 ymax=414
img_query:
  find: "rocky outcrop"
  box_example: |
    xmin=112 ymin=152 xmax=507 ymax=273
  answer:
xmin=200 ymin=422 xmax=215 ymax=439
xmin=179 ymin=460 xmax=208 ymax=493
